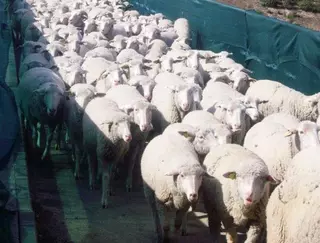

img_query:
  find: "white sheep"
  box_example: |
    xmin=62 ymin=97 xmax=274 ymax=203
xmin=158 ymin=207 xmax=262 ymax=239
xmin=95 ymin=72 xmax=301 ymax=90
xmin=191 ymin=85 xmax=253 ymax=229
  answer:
xmin=62 ymin=83 xmax=98 ymax=179
xmin=81 ymin=56 xmax=116 ymax=85
xmin=82 ymin=96 xmax=132 ymax=208
xmin=83 ymin=46 xmax=117 ymax=61
xmin=246 ymin=79 xmax=320 ymax=121
xmin=17 ymin=67 xmax=67 ymax=161
xmin=201 ymin=144 xmax=277 ymax=243
xmin=105 ymin=84 xmax=155 ymax=191
xmin=141 ymin=131 xmax=206 ymax=242
xmin=127 ymin=75 xmax=156 ymax=101
xmin=266 ymin=170 xmax=320 ymax=243
xmin=262 ymin=112 xmax=300 ymax=130
xmin=95 ymin=67 xmax=127 ymax=93
xmin=243 ymin=120 xmax=320 ymax=182
xmin=151 ymin=79 xmax=201 ymax=134
xmin=173 ymin=18 xmax=190 ymax=44
xmin=201 ymin=81 xmax=264 ymax=123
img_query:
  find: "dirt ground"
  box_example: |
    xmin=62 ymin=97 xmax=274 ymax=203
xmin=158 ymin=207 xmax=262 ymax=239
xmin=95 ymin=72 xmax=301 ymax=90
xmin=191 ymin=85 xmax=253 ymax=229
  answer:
xmin=216 ymin=0 xmax=320 ymax=31
xmin=24 ymin=140 xmax=248 ymax=243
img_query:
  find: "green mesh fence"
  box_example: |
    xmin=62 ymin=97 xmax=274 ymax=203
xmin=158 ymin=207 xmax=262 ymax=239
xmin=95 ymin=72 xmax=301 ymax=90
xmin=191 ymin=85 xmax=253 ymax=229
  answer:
xmin=130 ymin=0 xmax=320 ymax=95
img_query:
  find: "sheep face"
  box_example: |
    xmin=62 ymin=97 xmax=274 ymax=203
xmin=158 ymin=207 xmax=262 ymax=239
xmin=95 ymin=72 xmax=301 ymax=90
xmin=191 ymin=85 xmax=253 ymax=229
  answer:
xmin=68 ymin=40 xmax=81 ymax=53
xmin=68 ymin=68 xmax=86 ymax=87
xmin=223 ymin=170 xmax=276 ymax=207
xmin=42 ymin=84 xmax=65 ymax=117
xmin=287 ymin=121 xmax=320 ymax=150
xmin=109 ymin=119 xmax=132 ymax=143
xmin=187 ymin=52 xmax=200 ymax=70
xmin=237 ymin=96 xmax=265 ymax=122
xmin=170 ymin=84 xmax=196 ymax=113
xmin=107 ymin=69 xmax=124 ymax=86
xmin=193 ymin=127 xmax=232 ymax=156
xmin=165 ymin=167 xmax=206 ymax=203
xmin=161 ymin=57 xmax=173 ymax=72
xmin=224 ymin=101 xmax=247 ymax=133
xmin=122 ymin=102 xmax=155 ymax=132
xmin=139 ymin=80 xmax=156 ymax=102
xmin=100 ymin=18 xmax=114 ymax=36
xmin=231 ymin=71 xmax=250 ymax=93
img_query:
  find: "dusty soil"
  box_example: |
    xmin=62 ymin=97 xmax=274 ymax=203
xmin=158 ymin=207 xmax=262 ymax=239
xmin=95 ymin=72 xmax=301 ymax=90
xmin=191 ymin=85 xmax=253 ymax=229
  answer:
xmin=216 ymin=0 xmax=320 ymax=31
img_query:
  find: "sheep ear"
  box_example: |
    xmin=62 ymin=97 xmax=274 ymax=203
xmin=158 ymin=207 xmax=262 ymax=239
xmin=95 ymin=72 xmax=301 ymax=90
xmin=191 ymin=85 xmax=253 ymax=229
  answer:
xmin=164 ymin=168 xmax=180 ymax=176
xmin=120 ymin=104 xmax=134 ymax=114
xmin=64 ymin=90 xmax=75 ymax=97
xmin=41 ymin=50 xmax=52 ymax=62
xmin=305 ymin=94 xmax=320 ymax=106
xmin=165 ymin=85 xmax=179 ymax=92
xmin=256 ymin=98 xmax=268 ymax=104
xmin=266 ymin=175 xmax=278 ymax=184
xmin=178 ymin=131 xmax=195 ymax=140
xmin=284 ymin=129 xmax=297 ymax=137
xmin=107 ymin=122 xmax=113 ymax=132
xmin=223 ymin=171 xmax=237 ymax=180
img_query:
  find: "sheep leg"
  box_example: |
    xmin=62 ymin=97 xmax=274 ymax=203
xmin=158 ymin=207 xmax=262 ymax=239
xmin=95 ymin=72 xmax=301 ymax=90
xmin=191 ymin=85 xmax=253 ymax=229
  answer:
xmin=203 ymin=190 xmax=221 ymax=243
xmin=87 ymin=152 xmax=97 ymax=190
xmin=244 ymin=222 xmax=262 ymax=243
xmin=55 ymin=122 xmax=63 ymax=150
xmin=143 ymin=184 xmax=163 ymax=243
xmin=41 ymin=126 xmax=55 ymax=161
xmin=31 ymin=122 xmax=38 ymax=148
xmin=100 ymin=161 xmax=114 ymax=208
xmin=73 ymin=144 xmax=84 ymax=180
xmin=36 ymin=123 xmax=46 ymax=149
xmin=125 ymin=144 xmax=140 ymax=192
xmin=174 ymin=209 xmax=189 ymax=236
xmin=226 ymin=228 xmax=238 ymax=243
xmin=163 ymin=207 xmax=175 ymax=239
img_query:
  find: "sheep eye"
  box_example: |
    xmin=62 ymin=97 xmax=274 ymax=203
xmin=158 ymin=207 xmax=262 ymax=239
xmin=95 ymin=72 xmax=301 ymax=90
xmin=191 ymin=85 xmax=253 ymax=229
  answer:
xmin=227 ymin=109 xmax=231 ymax=112
xmin=299 ymin=130 xmax=304 ymax=134
xmin=199 ymin=135 xmax=204 ymax=140
xmin=180 ymin=174 xmax=184 ymax=178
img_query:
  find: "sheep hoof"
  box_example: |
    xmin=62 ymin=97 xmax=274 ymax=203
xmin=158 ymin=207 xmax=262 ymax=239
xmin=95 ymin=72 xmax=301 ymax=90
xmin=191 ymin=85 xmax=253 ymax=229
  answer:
xmin=126 ymin=185 xmax=132 ymax=192
xmin=89 ymin=185 xmax=95 ymax=190
xmin=74 ymin=173 xmax=82 ymax=180
xmin=181 ymin=229 xmax=187 ymax=236
xmin=108 ymin=190 xmax=115 ymax=196
xmin=55 ymin=144 xmax=61 ymax=150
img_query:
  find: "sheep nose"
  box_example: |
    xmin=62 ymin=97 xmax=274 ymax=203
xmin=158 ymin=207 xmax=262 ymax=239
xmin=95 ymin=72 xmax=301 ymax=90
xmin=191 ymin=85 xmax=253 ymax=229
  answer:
xmin=182 ymin=103 xmax=190 ymax=111
xmin=232 ymin=124 xmax=241 ymax=131
xmin=140 ymin=124 xmax=148 ymax=132
xmin=188 ymin=193 xmax=198 ymax=202
xmin=113 ymin=80 xmax=120 ymax=85
xmin=145 ymin=95 xmax=151 ymax=101
xmin=123 ymin=134 xmax=132 ymax=142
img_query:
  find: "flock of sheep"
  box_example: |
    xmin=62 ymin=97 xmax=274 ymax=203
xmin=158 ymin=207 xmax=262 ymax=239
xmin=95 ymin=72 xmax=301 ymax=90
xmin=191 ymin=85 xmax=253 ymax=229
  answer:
xmin=8 ymin=0 xmax=320 ymax=242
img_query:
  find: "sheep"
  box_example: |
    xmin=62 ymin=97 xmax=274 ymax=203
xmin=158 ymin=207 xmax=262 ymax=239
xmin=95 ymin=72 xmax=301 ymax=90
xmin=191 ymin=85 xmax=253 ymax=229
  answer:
xmin=81 ymin=56 xmax=117 ymax=85
xmin=62 ymin=83 xmax=98 ymax=179
xmin=83 ymin=46 xmax=117 ymax=61
xmin=116 ymin=48 xmax=144 ymax=64
xmin=141 ymin=131 xmax=206 ymax=242
xmin=284 ymin=146 xmax=320 ymax=179
xmin=46 ymin=41 xmax=68 ymax=57
xmin=201 ymin=143 xmax=277 ymax=243
xmin=58 ymin=65 xmax=87 ymax=88
xmin=211 ymin=99 xmax=251 ymax=145
xmin=19 ymin=50 xmax=55 ymax=78
xmin=105 ymin=85 xmax=155 ymax=192
xmin=95 ymin=67 xmax=127 ymax=93
xmin=17 ymin=41 xmax=46 ymax=60
xmin=246 ymin=79 xmax=320 ymax=121
xmin=201 ymin=81 xmax=264 ymax=123
xmin=262 ymin=112 xmax=300 ymax=130
xmin=127 ymin=75 xmax=156 ymax=101
xmin=266 ymin=172 xmax=320 ymax=243
xmin=181 ymin=110 xmax=221 ymax=127
xmin=243 ymin=120 xmax=320 ymax=183
xmin=17 ymin=67 xmax=67 ymax=161
xmin=145 ymin=39 xmax=168 ymax=61
xmin=173 ymin=18 xmax=190 ymax=44
xmin=82 ymin=96 xmax=132 ymax=208
xmin=151 ymin=80 xmax=201 ymax=134
xmin=182 ymin=111 xmax=233 ymax=158
xmin=226 ymin=69 xmax=256 ymax=94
